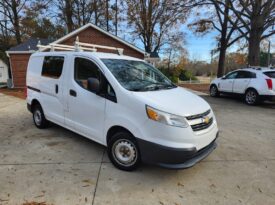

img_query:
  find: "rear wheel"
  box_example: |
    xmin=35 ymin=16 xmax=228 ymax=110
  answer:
xmin=107 ymin=131 xmax=141 ymax=171
xmin=245 ymin=89 xmax=259 ymax=105
xmin=210 ymin=85 xmax=220 ymax=97
xmin=32 ymin=104 xmax=49 ymax=129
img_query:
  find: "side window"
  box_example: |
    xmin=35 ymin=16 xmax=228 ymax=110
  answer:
xmin=42 ymin=56 xmax=64 ymax=78
xmin=225 ymin=71 xmax=238 ymax=79
xmin=236 ymin=71 xmax=256 ymax=79
xmin=250 ymin=72 xmax=256 ymax=78
xmin=74 ymin=57 xmax=101 ymax=90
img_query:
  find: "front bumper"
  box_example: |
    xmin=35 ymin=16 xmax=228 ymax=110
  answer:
xmin=137 ymin=132 xmax=218 ymax=169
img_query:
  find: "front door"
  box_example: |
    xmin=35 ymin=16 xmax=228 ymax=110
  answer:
xmin=233 ymin=71 xmax=252 ymax=94
xmin=40 ymin=55 xmax=65 ymax=125
xmin=66 ymin=57 xmax=106 ymax=143
xmin=219 ymin=71 xmax=238 ymax=92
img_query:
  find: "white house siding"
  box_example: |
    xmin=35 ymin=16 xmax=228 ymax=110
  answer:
xmin=0 ymin=59 xmax=8 ymax=83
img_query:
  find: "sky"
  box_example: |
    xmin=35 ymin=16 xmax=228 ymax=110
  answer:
xmin=119 ymin=16 xmax=274 ymax=63
xmin=183 ymin=25 xmax=218 ymax=62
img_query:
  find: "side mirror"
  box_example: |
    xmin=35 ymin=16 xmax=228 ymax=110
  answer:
xmin=221 ymin=76 xmax=226 ymax=80
xmin=87 ymin=77 xmax=100 ymax=94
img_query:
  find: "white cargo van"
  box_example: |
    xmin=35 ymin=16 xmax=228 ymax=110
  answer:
xmin=26 ymin=46 xmax=218 ymax=171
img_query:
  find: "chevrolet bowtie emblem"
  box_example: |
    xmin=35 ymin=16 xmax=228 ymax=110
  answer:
xmin=202 ymin=116 xmax=210 ymax=124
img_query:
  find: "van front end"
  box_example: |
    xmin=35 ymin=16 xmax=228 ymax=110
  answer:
xmin=136 ymin=107 xmax=219 ymax=169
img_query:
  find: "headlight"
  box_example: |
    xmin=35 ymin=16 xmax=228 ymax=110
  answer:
xmin=146 ymin=105 xmax=189 ymax=128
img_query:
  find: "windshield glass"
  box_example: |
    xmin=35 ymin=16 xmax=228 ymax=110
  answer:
xmin=101 ymin=59 xmax=176 ymax=91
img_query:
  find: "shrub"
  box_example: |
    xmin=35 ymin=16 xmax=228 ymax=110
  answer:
xmin=179 ymin=70 xmax=197 ymax=81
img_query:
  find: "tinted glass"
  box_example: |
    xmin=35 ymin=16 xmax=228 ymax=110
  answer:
xmin=74 ymin=57 xmax=101 ymax=89
xmin=264 ymin=71 xmax=275 ymax=78
xmin=236 ymin=71 xmax=255 ymax=79
xmin=102 ymin=59 xmax=176 ymax=91
xmin=42 ymin=56 xmax=64 ymax=78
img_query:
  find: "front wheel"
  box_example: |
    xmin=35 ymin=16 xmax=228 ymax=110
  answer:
xmin=245 ymin=89 xmax=259 ymax=105
xmin=107 ymin=132 xmax=141 ymax=171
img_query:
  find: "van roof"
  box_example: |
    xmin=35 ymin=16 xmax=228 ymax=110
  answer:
xmin=31 ymin=51 xmax=144 ymax=61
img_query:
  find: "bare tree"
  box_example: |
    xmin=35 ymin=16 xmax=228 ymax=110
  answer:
xmin=55 ymin=0 xmax=75 ymax=32
xmin=163 ymin=32 xmax=186 ymax=71
xmin=225 ymin=0 xmax=275 ymax=66
xmin=0 ymin=0 xmax=30 ymax=44
xmin=74 ymin=0 xmax=95 ymax=27
xmin=189 ymin=0 xmax=247 ymax=77
xmin=125 ymin=0 xmax=189 ymax=53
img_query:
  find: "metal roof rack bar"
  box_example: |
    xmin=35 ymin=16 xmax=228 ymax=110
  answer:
xmin=37 ymin=36 xmax=124 ymax=55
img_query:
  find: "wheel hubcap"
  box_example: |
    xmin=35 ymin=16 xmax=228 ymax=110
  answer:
xmin=112 ymin=139 xmax=137 ymax=166
xmin=34 ymin=110 xmax=42 ymax=126
xmin=246 ymin=91 xmax=256 ymax=104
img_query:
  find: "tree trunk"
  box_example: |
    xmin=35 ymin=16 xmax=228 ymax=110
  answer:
xmin=94 ymin=1 xmax=98 ymax=26
xmin=247 ymin=32 xmax=261 ymax=66
xmin=247 ymin=0 xmax=264 ymax=66
xmin=106 ymin=0 xmax=109 ymax=31
xmin=217 ymin=45 xmax=226 ymax=77
xmin=65 ymin=0 xmax=74 ymax=32
xmin=11 ymin=0 xmax=21 ymax=44
xmin=216 ymin=0 xmax=229 ymax=77
xmin=115 ymin=0 xmax=118 ymax=35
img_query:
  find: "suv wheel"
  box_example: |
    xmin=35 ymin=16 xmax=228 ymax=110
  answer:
xmin=210 ymin=85 xmax=220 ymax=97
xmin=245 ymin=89 xmax=259 ymax=105
xmin=33 ymin=104 xmax=49 ymax=129
xmin=107 ymin=131 xmax=141 ymax=171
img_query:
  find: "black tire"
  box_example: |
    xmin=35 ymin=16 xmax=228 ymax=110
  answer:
xmin=107 ymin=131 xmax=141 ymax=171
xmin=245 ymin=89 xmax=259 ymax=105
xmin=210 ymin=85 xmax=220 ymax=97
xmin=32 ymin=104 xmax=49 ymax=129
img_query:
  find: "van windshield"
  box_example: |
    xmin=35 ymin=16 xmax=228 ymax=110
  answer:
xmin=101 ymin=59 xmax=176 ymax=91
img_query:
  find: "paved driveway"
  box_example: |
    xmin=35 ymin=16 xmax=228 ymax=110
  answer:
xmin=0 ymin=93 xmax=275 ymax=205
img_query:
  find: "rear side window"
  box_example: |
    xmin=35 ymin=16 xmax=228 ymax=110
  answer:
xmin=236 ymin=71 xmax=256 ymax=79
xmin=42 ymin=56 xmax=64 ymax=78
xmin=264 ymin=71 xmax=275 ymax=78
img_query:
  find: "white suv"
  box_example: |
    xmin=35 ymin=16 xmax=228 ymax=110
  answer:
xmin=26 ymin=51 xmax=218 ymax=171
xmin=210 ymin=68 xmax=275 ymax=105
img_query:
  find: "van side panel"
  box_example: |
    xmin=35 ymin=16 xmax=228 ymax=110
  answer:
xmin=26 ymin=56 xmax=44 ymax=106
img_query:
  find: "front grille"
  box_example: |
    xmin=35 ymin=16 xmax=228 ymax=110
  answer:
xmin=191 ymin=117 xmax=213 ymax=131
xmin=186 ymin=109 xmax=210 ymax=120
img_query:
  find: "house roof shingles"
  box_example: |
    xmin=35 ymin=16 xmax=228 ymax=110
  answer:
xmin=8 ymin=38 xmax=51 ymax=52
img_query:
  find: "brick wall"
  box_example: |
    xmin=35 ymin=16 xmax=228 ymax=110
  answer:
xmin=61 ymin=27 xmax=144 ymax=59
xmin=9 ymin=53 xmax=31 ymax=87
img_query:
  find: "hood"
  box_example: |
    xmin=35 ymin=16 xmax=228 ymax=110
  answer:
xmin=132 ymin=87 xmax=211 ymax=116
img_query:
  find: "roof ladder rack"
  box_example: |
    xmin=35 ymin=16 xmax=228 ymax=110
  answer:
xmin=37 ymin=36 xmax=124 ymax=55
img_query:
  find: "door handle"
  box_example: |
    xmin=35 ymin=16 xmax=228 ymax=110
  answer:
xmin=69 ymin=89 xmax=77 ymax=97
xmin=55 ymin=84 xmax=58 ymax=94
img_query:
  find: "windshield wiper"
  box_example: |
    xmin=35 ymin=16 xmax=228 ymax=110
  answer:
xmin=144 ymin=82 xmax=176 ymax=90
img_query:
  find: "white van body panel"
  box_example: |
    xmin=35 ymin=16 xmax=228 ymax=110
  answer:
xmin=27 ymin=51 xmax=219 ymax=169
